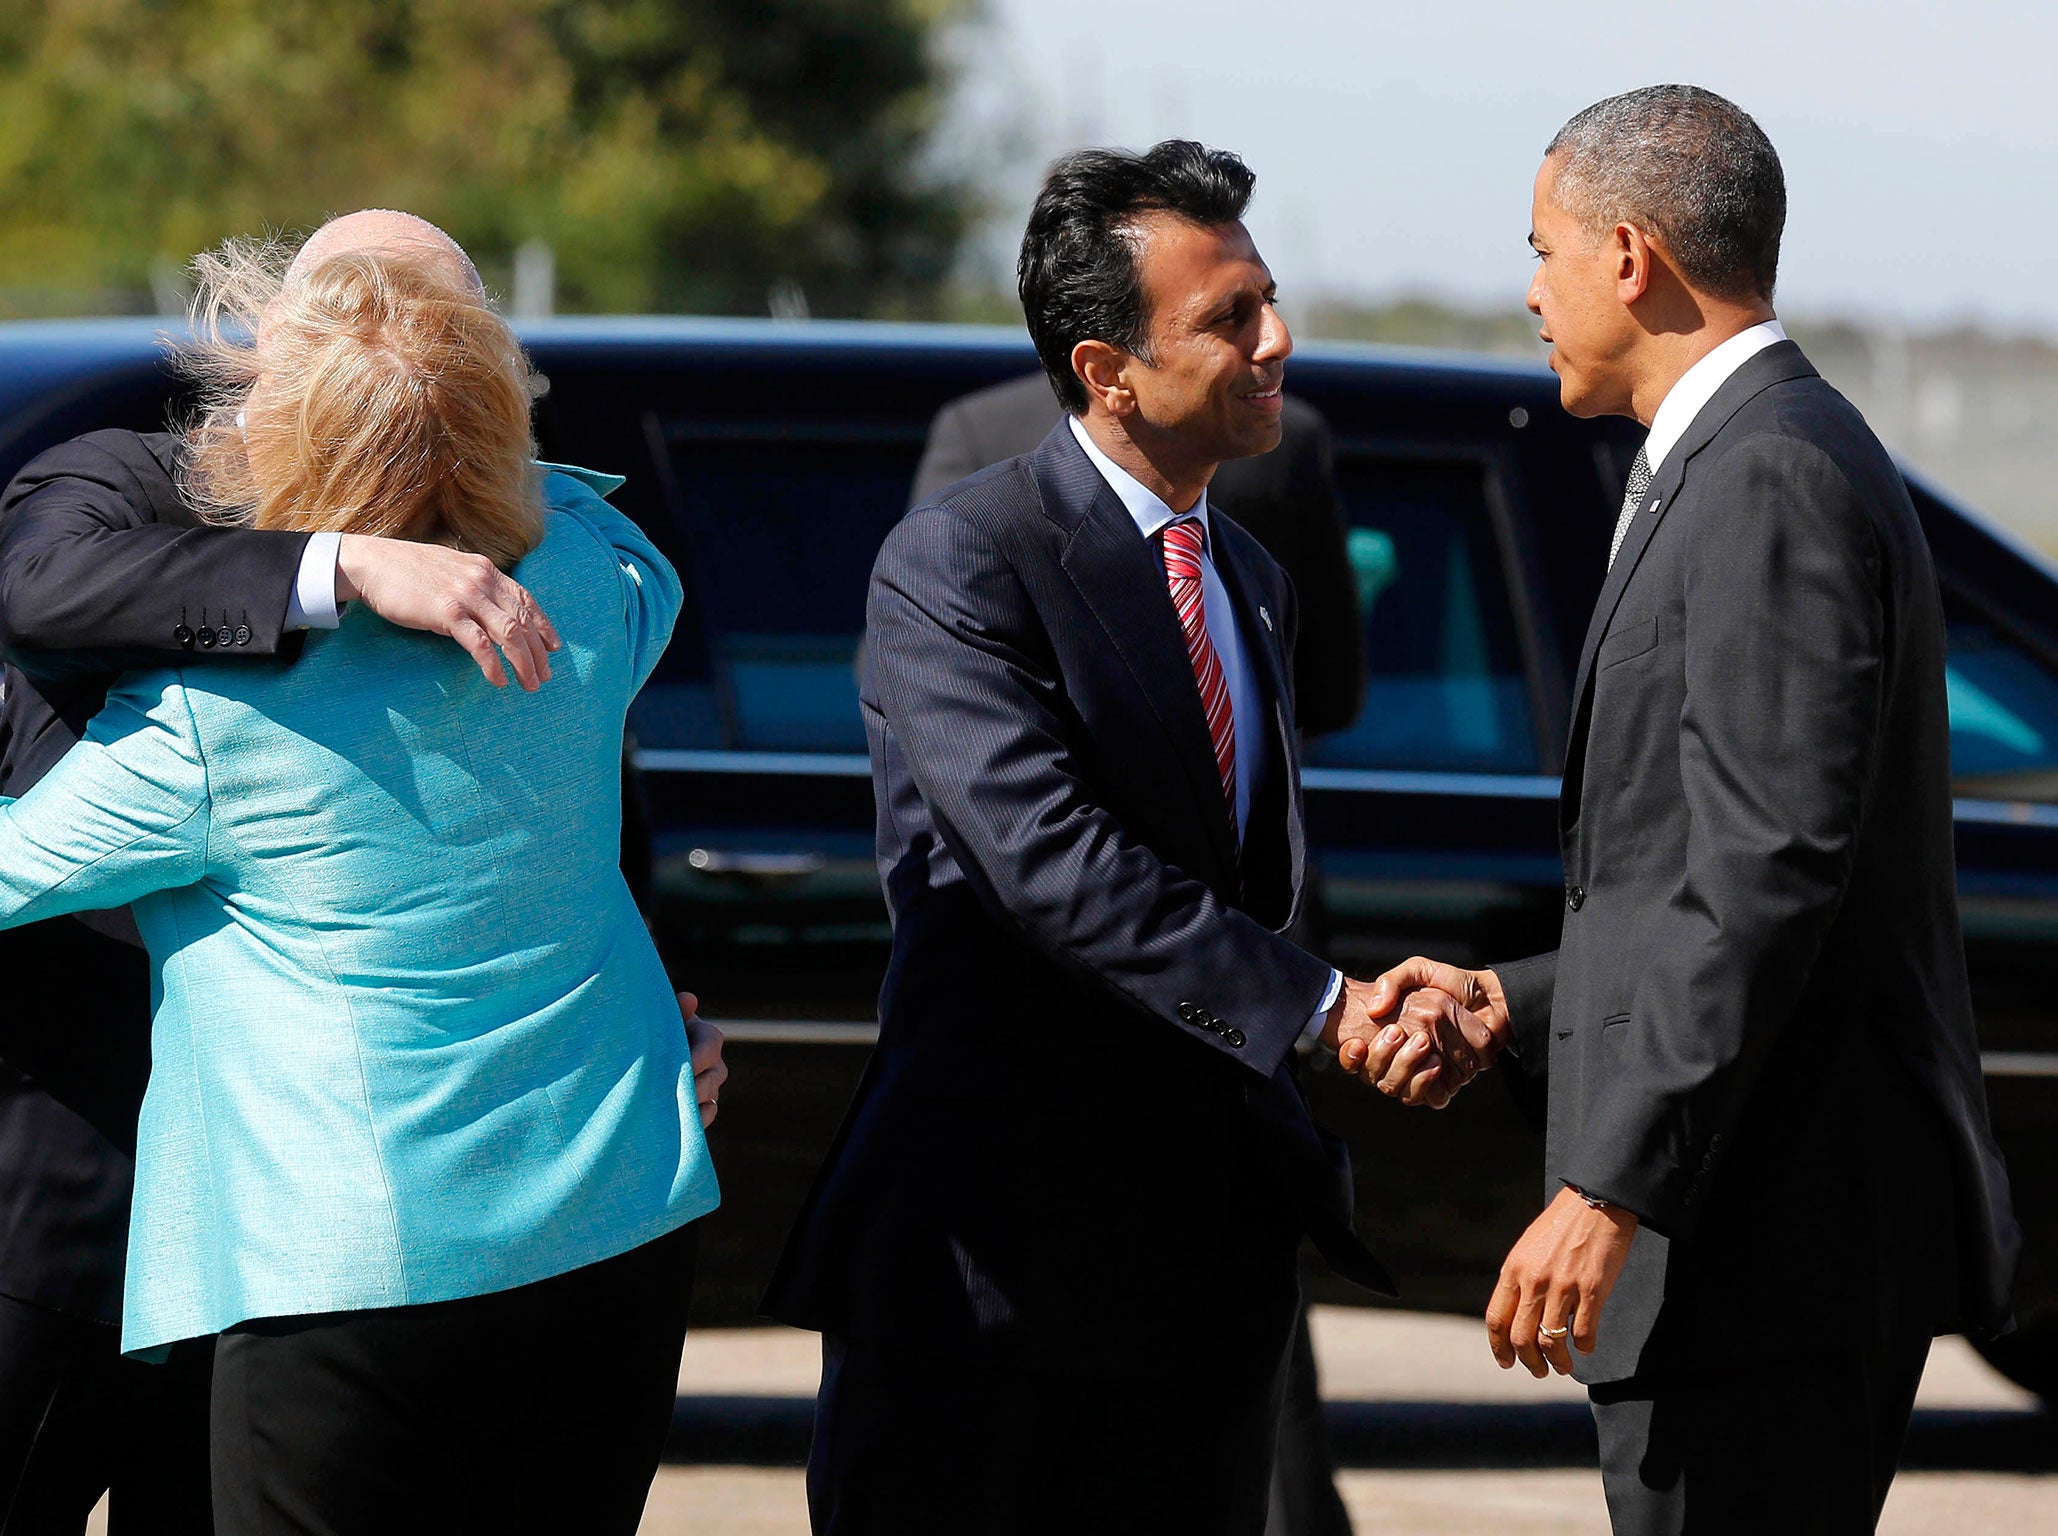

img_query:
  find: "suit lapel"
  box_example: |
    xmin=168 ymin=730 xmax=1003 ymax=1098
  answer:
xmin=1564 ymin=342 xmax=1822 ymax=729
xmin=1036 ymin=424 xmax=1242 ymax=881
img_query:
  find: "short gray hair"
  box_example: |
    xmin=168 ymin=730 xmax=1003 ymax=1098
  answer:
xmin=1546 ymin=85 xmax=1785 ymax=302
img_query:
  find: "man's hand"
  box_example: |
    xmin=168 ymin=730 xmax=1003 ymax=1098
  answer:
xmin=1485 ymin=1185 xmax=1639 ymax=1377
xmin=679 ymin=991 xmax=728 ymax=1130
xmin=336 ymin=535 xmax=561 ymax=690
xmin=1322 ymin=977 xmax=1476 ymax=1108
xmin=1365 ymin=956 xmax=1511 ymax=1064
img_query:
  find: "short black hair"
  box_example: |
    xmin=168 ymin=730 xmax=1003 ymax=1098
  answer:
xmin=1017 ymin=140 xmax=1257 ymax=414
xmin=1547 ymin=85 xmax=1786 ymax=302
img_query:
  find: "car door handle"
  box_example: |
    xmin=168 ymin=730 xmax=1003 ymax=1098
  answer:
xmin=686 ymin=848 xmax=828 ymax=885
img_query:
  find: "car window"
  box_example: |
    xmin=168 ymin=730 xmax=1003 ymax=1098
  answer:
xmin=1945 ymin=598 xmax=2058 ymax=799
xmin=1308 ymin=452 xmax=1539 ymax=774
xmin=632 ymin=429 xmax=922 ymax=754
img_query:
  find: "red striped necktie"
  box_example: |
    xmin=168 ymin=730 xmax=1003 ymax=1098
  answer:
xmin=1161 ymin=516 xmax=1237 ymax=828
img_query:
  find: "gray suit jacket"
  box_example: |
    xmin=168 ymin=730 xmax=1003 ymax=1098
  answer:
xmin=1497 ymin=341 xmax=2019 ymax=1383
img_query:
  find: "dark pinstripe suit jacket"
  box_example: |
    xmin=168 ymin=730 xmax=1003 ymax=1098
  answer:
xmin=766 ymin=421 xmax=1390 ymax=1367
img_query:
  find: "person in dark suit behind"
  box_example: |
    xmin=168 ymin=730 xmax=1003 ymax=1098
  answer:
xmin=0 ymin=214 xmax=712 ymax=1533
xmin=768 ymin=140 xmax=1486 ymax=1535
xmin=912 ymin=375 xmax=1364 ymax=738
xmin=911 ymin=374 xmax=1363 ymax=1536
xmin=1367 ymin=86 xmax=2019 ymax=1533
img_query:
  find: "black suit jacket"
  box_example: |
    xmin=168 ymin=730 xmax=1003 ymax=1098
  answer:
xmin=767 ymin=421 xmax=1391 ymax=1369
xmin=0 ymin=429 xmax=306 ymax=1319
xmin=1494 ymin=343 xmax=2020 ymax=1383
xmin=910 ymin=373 xmax=1365 ymax=736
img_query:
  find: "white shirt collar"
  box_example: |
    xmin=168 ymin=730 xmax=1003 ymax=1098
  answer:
xmin=1641 ymin=319 xmax=1788 ymax=477
xmin=1066 ymin=414 xmax=1210 ymax=544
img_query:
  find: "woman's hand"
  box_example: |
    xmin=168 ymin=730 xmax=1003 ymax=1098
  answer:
xmin=679 ymin=992 xmax=728 ymax=1129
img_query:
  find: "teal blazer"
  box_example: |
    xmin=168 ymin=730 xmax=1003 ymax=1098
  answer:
xmin=0 ymin=466 xmax=717 ymax=1356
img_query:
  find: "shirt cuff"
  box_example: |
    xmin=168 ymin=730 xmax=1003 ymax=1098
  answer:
xmin=1299 ymin=968 xmax=1344 ymax=1051
xmin=285 ymin=532 xmax=343 ymax=631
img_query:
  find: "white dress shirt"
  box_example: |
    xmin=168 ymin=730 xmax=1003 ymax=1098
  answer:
xmin=1641 ymin=319 xmax=1788 ymax=477
xmin=285 ymin=531 xmax=344 ymax=630
xmin=1066 ymin=416 xmax=1343 ymax=1041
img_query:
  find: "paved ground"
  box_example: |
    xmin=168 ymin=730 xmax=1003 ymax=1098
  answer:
xmin=636 ymin=1309 xmax=2053 ymax=1535
xmin=85 ymin=1308 xmax=2054 ymax=1533
xmin=640 ymin=1465 xmax=2058 ymax=1535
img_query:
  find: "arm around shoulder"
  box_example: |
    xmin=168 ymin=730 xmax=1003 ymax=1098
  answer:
xmin=0 ymin=433 xmax=307 ymax=664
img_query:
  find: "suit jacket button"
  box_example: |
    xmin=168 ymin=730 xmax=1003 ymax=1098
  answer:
xmin=215 ymin=626 xmax=235 ymax=647
xmin=1179 ymin=1002 xmax=1199 ymax=1022
xmin=1567 ymin=886 xmax=1586 ymax=912
xmin=234 ymin=625 xmax=252 ymax=646
xmin=196 ymin=627 xmax=216 ymax=648
xmin=174 ymin=625 xmax=194 ymax=647
xmin=1225 ymin=1028 xmax=1246 ymax=1049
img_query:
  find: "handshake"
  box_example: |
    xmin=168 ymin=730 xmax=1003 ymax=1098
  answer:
xmin=1318 ymin=957 xmax=1510 ymax=1109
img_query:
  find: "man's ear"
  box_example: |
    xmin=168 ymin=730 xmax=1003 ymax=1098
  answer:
xmin=1614 ymin=222 xmax=1656 ymax=307
xmin=1071 ymin=339 xmax=1134 ymax=417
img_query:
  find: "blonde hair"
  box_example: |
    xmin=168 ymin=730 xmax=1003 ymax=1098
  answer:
xmin=176 ymin=236 xmax=545 ymax=570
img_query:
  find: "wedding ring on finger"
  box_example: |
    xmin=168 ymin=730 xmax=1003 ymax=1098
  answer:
xmin=1537 ymin=1324 xmax=1570 ymax=1340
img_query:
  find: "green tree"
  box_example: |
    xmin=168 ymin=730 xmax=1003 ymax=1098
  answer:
xmin=0 ymin=0 xmax=975 ymax=316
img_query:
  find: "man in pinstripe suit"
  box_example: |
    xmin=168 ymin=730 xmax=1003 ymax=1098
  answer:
xmin=768 ymin=141 xmax=1484 ymax=1535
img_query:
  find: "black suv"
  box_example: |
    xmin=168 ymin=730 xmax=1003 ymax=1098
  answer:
xmin=3 ymin=316 xmax=2054 ymax=1393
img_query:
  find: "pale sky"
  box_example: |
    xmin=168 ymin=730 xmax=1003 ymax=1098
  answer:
xmin=950 ymin=0 xmax=2058 ymax=335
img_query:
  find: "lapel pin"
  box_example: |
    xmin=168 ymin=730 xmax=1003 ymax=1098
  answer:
xmin=1259 ymin=605 xmax=1273 ymax=632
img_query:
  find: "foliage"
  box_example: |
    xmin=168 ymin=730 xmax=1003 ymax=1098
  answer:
xmin=0 ymin=0 xmax=975 ymax=316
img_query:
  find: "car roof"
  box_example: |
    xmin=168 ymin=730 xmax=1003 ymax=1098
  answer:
xmin=1 ymin=313 xmax=2049 ymax=609
xmin=0 ymin=312 xmax=1561 ymax=387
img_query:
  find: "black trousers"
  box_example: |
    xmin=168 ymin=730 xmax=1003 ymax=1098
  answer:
xmin=209 ymin=1222 xmax=697 ymax=1536
xmin=807 ymin=1291 xmax=1300 ymax=1536
xmin=1590 ymin=1321 xmax=1933 ymax=1535
xmin=0 ymin=1294 xmax=213 ymax=1536
xmin=1264 ymin=1304 xmax=1353 ymax=1536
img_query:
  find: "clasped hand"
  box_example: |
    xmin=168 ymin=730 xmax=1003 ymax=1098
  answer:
xmin=1319 ymin=956 xmax=1509 ymax=1109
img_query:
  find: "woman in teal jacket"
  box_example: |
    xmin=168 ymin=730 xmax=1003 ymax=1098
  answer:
xmin=0 ymin=222 xmax=717 ymax=1532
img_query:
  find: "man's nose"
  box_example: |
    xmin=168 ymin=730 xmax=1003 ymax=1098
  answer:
xmin=1258 ymin=303 xmax=1293 ymax=363
xmin=1525 ymin=268 xmax=1545 ymax=317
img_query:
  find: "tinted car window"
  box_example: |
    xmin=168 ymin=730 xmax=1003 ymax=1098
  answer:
xmin=1310 ymin=452 xmax=1539 ymax=774
xmin=1946 ymin=596 xmax=2058 ymax=799
xmin=632 ymin=425 xmax=921 ymax=754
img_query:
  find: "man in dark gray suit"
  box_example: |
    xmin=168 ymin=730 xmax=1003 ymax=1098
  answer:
xmin=1367 ymin=86 xmax=2019 ymax=1532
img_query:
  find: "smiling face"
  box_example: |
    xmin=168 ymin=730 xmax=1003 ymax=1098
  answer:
xmin=1526 ymin=155 xmax=1641 ymax=419
xmin=1124 ymin=213 xmax=1291 ymax=463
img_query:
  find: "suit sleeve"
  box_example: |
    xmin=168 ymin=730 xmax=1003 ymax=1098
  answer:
xmin=547 ymin=477 xmax=683 ymax=693
xmin=1492 ymin=950 xmax=1558 ymax=1076
xmin=908 ymin=399 xmax=985 ymax=509
xmin=0 ymin=435 xmax=308 ymax=670
xmin=867 ymin=506 xmax=1334 ymax=1079
xmin=0 ymin=675 xmax=210 ymax=928
xmin=1279 ymin=413 xmax=1365 ymax=738
xmin=1557 ymin=434 xmax=1887 ymax=1234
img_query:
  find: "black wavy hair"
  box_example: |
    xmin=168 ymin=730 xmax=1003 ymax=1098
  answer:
xmin=1017 ymin=140 xmax=1256 ymax=414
